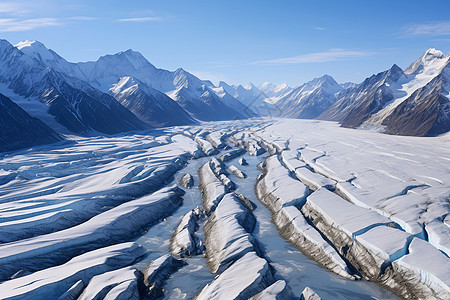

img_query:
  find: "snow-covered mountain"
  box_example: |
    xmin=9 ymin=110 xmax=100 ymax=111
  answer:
xmin=5 ymin=39 xmax=449 ymax=138
xmin=340 ymin=82 xmax=357 ymax=89
xmin=218 ymin=81 xmax=279 ymax=116
xmin=319 ymin=48 xmax=450 ymax=136
xmin=0 ymin=93 xmax=61 ymax=152
xmin=167 ymin=85 xmax=247 ymax=121
xmin=109 ymin=77 xmax=196 ymax=127
xmin=276 ymin=75 xmax=343 ymax=119
xmin=209 ymin=86 xmax=259 ymax=118
xmin=0 ymin=39 xmax=147 ymax=135
xmin=258 ymin=82 xmax=293 ymax=103
xmin=16 ymin=40 xmax=251 ymax=122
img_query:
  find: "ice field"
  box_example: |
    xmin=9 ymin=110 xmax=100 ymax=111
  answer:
xmin=0 ymin=119 xmax=449 ymax=299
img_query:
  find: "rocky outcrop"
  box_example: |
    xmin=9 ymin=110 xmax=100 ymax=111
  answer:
xmin=300 ymin=287 xmax=322 ymax=300
xmin=143 ymin=254 xmax=187 ymax=298
xmin=179 ymin=173 xmax=194 ymax=189
xmin=203 ymin=193 xmax=259 ymax=273
xmin=195 ymin=251 xmax=275 ymax=300
xmin=256 ymin=157 xmax=354 ymax=279
xmin=170 ymin=207 xmax=204 ymax=257
xmin=301 ymin=188 xmax=450 ymax=299
xmin=229 ymin=165 xmax=247 ymax=179
xmin=250 ymin=280 xmax=291 ymax=300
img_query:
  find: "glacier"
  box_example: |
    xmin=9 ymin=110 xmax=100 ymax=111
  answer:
xmin=0 ymin=118 xmax=448 ymax=299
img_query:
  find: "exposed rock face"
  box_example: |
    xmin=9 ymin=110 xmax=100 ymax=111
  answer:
xmin=301 ymin=188 xmax=450 ymax=299
xmin=170 ymin=207 xmax=204 ymax=257
xmin=382 ymin=67 xmax=450 ymax=136
xmin=319 ymin=49 xmax=450 ymax=136
xmin=198 ymin=161 xmax=227 ymax=213
xmin=300 ymin=287 xmax=322 ymax=300
xmin=220 ymin=148 xmax=246 ymax=162
xmin=203 ymin=193 xmax=258 ymax=273
xmin=195 ymin=252 xmax=275 ymax=300
xmin=277 ymin=75 xmax=343 ymax=119
xmin=250 ymin=280 xmax=291 ymax=300
xmin=255 ymin=156 xmax=354 ymax=279
xmin=143 ymin=254 xmax=187 ymax=298
xmin=179 ymin=173 xmax=195 ymax=189
xmin=110 ymin=76 xmax=195 ymax=127
xmin=0 ymin=40 xmax=147 ymax=135
xmin=238 ymin=157 xmax=248 ymax=166
xmin=0 ymin=93 xmax=61 ymax=152
xmin=172 ymin=85 xmax=245 ymax=121
xmin=319 ymin=64 xmax=405 ymax=126
xmin=197 ymin=156 xmax=278 ymax=300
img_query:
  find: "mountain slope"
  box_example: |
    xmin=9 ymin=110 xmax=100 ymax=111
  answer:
xmin=218 ymin=81 xmax=278 ymax=116
xmin=259 ymin=82 xmax=293 ymax=103
xmin=0 ymin=93 xmax=61 ymax=152
xmin=16 ymin=40 xmax=249 ymax=122
xmin=168 ymin=85 xmax=245 ymax=121
xmin=382 ymin=64 xmax=450 ymax=136
xmin=110 ymin=76 xmax=196 ymax=127
xmin=209 ymin=86 xmax=258 ymax=118
xmin=277 ymin=75 xmax=342 ymax=119
xmin=3 ymin=39 xmax=147 ymax=135
xmin=319 ymin=48 xmax=450 ymax=136
xmin=319 ymin=65 xmax=405 ymax=126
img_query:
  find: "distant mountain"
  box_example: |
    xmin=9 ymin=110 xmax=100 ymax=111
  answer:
xmin=382 ymin=55 xmax=450 ymax=136
xmin=168 ymin=85 xmax=246 ymax=121
xmin=277 ymin=75 xmax=343 ymax=119
xmin=9 ymin=39 xmax=450 ymax=137
xmin=259 ymin=82 xmax=293 ymax=103
xmin=209 ymin=86 xmax=259 ymax=118
xmin=319 ymin=64 xmax=405 ymax=126
xmin=217 ymin=82 xmax=262 ymax=106
xmin=0 ymin=93 xmax=61 ymax=152
xmin=218 ymin=81 xmax=278 ymax=116
xmin=319 ymin=48 xmax=450 ymax=136
xmin=340 ymin=82 xmax=357 ymax=89
xmin=2 ymin=39 xmax=147 ymax=135
xmin=16 ymin=40 xmax=250 ymax=123
xmin=110 ymin=77 xmax=196 ymax=127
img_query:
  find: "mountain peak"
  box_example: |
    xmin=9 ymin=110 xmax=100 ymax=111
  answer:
xmin=405 ymin=48 xmax=449 ymax=75
xmin=385 ymin=64 xmax=405 ymax=82
xmin=14 ymin=39 xmax=61 ymax=64
xmin=424 ymin=48 xmax=445 ymax=59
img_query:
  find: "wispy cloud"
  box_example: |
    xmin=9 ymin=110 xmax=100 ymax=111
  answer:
xmin=0 ymin=15 xmax=97 ymax=32
xmin=117 ymin=17 xmax=161 ymax=22
xmin=0 ymin=18 xmax=60 ymax=32
xmin=314 ymin=26 xmax=325 ymax=31
xmin=402 ymin=21 xmax=450 ymax=37
xmin=0 ymin=2 xmax=30 ymax=16
xmin=250 ymin=49 xmax=376 ymax=65
xmin=67 ymin=16 xmax=97 ymax=21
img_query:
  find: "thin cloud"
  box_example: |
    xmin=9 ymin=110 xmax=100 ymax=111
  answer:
xmin=402 ymin=21 xmax=450 ymax=36
xmin=0 ymin=2 xmax=30 ymax=16
xmin=250 ymin=49 xmax=375 ymax=65
xmin=117 ymin=17 xmax=161 ymax=22
xmin=314 ymin=26 xmax=325 ymax=31
xmin=67 ymin=16 xmax=97 ymax=21
xmin=0 ymin=18 xmax=60 ymax=32
xmin=0 ymin=16 xmax=98 ymax=32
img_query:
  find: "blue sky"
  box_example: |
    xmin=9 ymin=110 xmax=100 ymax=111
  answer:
xmin=1 ymin=0 xmax=450 ymax=87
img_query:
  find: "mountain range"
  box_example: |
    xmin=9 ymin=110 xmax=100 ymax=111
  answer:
xmin=0 ymin=39 xmax=448 ymax=153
